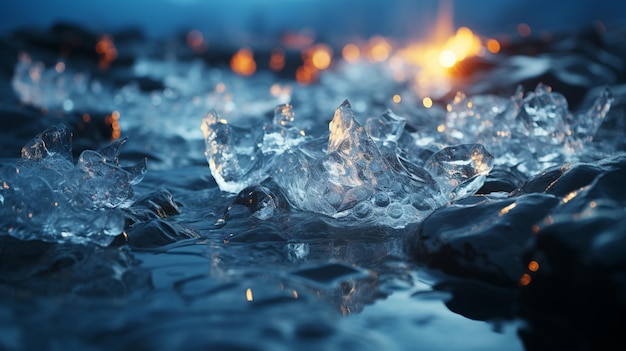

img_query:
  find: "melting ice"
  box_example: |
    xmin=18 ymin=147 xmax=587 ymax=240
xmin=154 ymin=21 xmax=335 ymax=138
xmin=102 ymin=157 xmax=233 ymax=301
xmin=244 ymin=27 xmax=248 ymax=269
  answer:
xmin=9 ymin=52 xmax=616 ymax=232
xmin=0 ymin=124 xmax=146 ymax=245
xmin=203 ymin=100 xmax=494 ymax=228
xmin=202 ymin=85 xmax=613 ymax=229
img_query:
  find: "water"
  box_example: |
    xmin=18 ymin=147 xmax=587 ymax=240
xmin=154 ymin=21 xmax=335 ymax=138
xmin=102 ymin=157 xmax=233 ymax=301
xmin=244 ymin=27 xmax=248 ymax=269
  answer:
xmin=1 ymin=25 xmax=626 ymax=350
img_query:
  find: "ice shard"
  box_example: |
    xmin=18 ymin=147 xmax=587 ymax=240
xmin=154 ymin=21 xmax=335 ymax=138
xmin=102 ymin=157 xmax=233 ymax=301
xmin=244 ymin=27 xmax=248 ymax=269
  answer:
xmin=0 ymin=124 xmax=146 ymax=245
xmin=207 ymin=100 xmax=494 ymax=228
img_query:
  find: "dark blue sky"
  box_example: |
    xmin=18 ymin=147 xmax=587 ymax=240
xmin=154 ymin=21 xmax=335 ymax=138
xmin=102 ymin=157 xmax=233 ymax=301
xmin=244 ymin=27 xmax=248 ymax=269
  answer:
xmin=0 ymin=0 xmax=623 ymax=41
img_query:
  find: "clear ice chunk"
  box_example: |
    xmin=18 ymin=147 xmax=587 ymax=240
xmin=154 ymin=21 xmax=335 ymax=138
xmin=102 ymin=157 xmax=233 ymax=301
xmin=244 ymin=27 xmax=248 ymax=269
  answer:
xmin=201 ymin=110 xmax=265 ymax=193
xmin=0 ymin=124 xmax=146 ymax=246
xmin=441 ymin=84 xmax=614 ymax=175
xmin=365 ymin=110 xmax=406 ymax=143
xmin=425 ymin=144 xmax=494 ymax=202
xmin=205 ymin=100 xmax=494 ymax=228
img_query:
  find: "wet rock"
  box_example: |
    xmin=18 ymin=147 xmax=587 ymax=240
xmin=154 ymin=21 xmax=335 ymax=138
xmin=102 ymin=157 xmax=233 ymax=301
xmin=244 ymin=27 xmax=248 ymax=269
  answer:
xmin=125 ymin=218 xmax=199 ymax=249
xmin=410 ymin=193 xmax=559 ymax=287
xmin=519 ymin=163 xmax=626 ymax=350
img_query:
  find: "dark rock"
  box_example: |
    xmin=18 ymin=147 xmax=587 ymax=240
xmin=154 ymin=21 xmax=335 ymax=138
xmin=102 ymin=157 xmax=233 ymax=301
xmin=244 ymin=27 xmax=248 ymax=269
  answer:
xmin=410 ymin=193 xmax=559 ymax=287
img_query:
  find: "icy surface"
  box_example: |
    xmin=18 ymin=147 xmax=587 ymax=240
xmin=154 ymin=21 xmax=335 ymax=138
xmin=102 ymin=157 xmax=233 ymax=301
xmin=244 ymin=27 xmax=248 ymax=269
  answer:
xmin=444 ymin=84 xmax=614 ymax=174
xmin=0 ymin=124 xmax=146 ymax=245
xmin=205 ymin=99 xmax=494 ymax=228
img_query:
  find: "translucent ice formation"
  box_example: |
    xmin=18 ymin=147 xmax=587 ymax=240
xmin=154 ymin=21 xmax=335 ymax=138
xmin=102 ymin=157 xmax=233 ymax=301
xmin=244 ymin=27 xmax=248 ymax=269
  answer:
xmin=444 ymin=84 xmax=614 ymax=174
xmin=203 ymin=100 xmax=494 ymax=228
xmin=0 ymin=124 xmax=147 ymax=245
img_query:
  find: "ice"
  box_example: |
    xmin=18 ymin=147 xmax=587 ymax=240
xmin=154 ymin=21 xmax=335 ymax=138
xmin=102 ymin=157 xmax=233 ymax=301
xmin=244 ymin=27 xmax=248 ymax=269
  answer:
xmin=442 ymin=84 xmax=614 ymax=174
xmin=207 ymin=100 xmax=494 ymax=228
xmin=0 ymin=124 xmax=147 ymax=245
xmin=425 ymin=144 xmax=494 ymax=202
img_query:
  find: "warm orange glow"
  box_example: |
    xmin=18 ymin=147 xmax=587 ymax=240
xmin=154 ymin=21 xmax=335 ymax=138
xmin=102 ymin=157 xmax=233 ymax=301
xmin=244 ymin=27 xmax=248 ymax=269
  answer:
xmin=562 ymin=191 xmax=578 ymax=204
xmin=519 ymin=273 xmax=531 ymax=286
xmin=439 ymin=50 xmax=457 ymax=67
xmin=230 ymin=48 xmax=256 ymax=76
xmin=96 ymin=35 xmax=117 ymax=70
xmin=528 ymin=260 xmax=539 ymax=272
xmin=486 ymin=39 xmax=501 ymax=53
xmin=269 ymin=48 xmax=286 ymax=71
xmin=499 ymin=202 xmax=517 ymax=216
xmin=309 ymin=44 xmax=333 ymax=70
xmin=82 ymin=113 xmax=91 ymax=123
xmin=423 ymin=97 xmax=433 ymax=108
xmin=342 ymin=43 xmax=360 ymax=63
xmin=186 ymin=29 xmax=207 ymax=53
xmin=245 ymin=288 xmax=253 ymax=302
xmin=532 ymin=224 xmax=540 ymax=234
xmin=437 ymin=124 xmax=445 ymax=133
xmin=368 ymin=37 xmax=391 ymax=62
xmin=392 ymin=94 xmax=401 ymax=104
xmin=111 ymin=110 xmax=121 ymax=140
xmin=394 ymin=17 xmax=482 ymax=97
xmin=295 ymin=65 xmax=317 ymax=85
xmin=518 ymin=23 xmax=531 ymax=37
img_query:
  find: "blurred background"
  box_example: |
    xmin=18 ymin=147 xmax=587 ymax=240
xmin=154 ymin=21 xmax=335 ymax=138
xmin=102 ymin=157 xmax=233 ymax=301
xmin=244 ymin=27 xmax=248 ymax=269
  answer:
xmin=1 ymin=0 xmax=624 ymax=42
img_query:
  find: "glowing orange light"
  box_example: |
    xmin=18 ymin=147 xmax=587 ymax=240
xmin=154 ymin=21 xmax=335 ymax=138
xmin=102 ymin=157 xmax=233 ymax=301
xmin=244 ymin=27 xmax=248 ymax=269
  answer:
xmin=519 ymin=273 xmax=531 ymax=286
xmin=342 ymin=43 xmax=360 ymax=63
xmin=423 ymin=97 xmax=433 ymax=108
xmin=295 ymin=65 xmax=317 ymax=85
xmin=82 ymin=113 xmax=91 ymax=123
xmin=437 ymin=124 xmax=445 ymax=133
xmin=368 ymin=37 xmax=391 ymax=62
xmin=96 ymin=35 xmax=117 ymax=70
xmin=309 ymin=44 xmax=333 ymax=70
xmin=230 ymin=48 xmax=256 ymax=76
xmin=517 ymin=23 xmax=531 ymax=37
xmin=486 ymin=39 xmax=501 ymax=54
xmin=269 ymin=48 xmax=286 ymax=71
xmin=245 ymin=288 xmax=253 ymax=302
xmin=392 ymin=94 xmax=401 ymax=104
xmin=528 ymin=260 xmax=539 ymax=272
xmin=110 ymin=110 xmax=121 ymax=140
xmin=439 ymin=49 xmax=457 ymax=67
xmin=186 ymin=29 xmax=207 ymax=53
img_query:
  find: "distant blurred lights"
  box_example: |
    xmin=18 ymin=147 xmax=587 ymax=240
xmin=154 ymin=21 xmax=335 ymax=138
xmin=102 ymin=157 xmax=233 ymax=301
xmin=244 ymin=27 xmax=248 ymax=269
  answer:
xmin=186 ymin=29 xmax=207 ymax=53
xmin=230 ymin=48 xmax=256 ymax=76
xmin=392 ymin=94 xmax=402 ymax=104
xmin=55 ymin=61 xmax=65 ymax=73
xmin=439 ymin=50 xmax=456 ymax=67
xmin=245 ymin=288 xmax=253 ymax=302
xmin=528 ymin=260 xmax=539 ymax=272
xmin=517 ymin=23 xmax=531 ymax=37
xmin=269 ymin=48 xmax=286 ymax=71
xmin=342 ymin=43 xmax=360 ymax=63
xmin=519 ymin=273 xmax=531 ymax=286
xmin=486 ymin=39 xmax=501 ymax=54
xmin=310 ymin=44 xmax=333 ymax=70
xmin=422 ymin=97 xmax=433 ymax=108
xmin=368 ymin=37 xmax=391 ymax=62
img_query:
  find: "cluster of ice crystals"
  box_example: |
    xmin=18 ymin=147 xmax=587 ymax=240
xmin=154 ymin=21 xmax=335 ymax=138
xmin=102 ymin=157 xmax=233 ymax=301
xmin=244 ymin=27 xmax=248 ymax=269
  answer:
xmin=204 ymin=100 xmax=494 ymax=228
xmin=444 ymin=84 xmax=613 ymax=174
xmin=0 ymin=124 xmax=147 ymax=245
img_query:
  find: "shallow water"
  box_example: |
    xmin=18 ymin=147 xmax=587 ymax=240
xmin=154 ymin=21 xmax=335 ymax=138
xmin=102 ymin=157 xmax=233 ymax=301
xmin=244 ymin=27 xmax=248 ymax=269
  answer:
xmin=1 ymin=24 xmax=626 ymax=350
